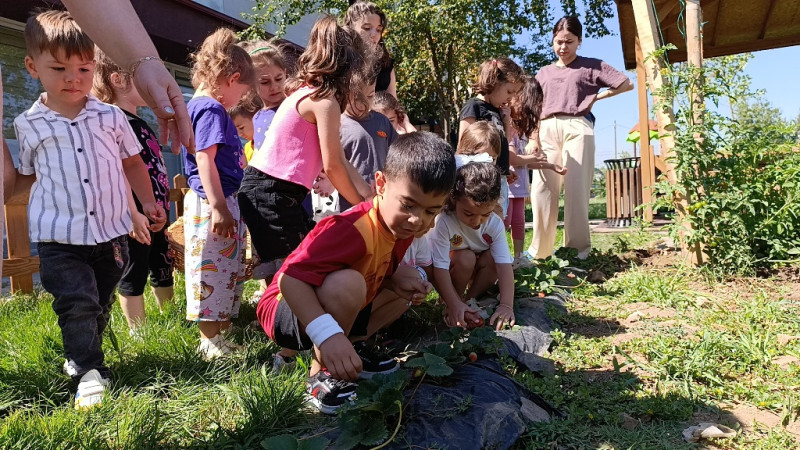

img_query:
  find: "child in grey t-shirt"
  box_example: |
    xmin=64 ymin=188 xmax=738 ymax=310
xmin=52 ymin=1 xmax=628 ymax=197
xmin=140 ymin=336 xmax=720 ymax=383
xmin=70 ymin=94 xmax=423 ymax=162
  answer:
xmin=338 ymin=81 xmax=399 ymax=211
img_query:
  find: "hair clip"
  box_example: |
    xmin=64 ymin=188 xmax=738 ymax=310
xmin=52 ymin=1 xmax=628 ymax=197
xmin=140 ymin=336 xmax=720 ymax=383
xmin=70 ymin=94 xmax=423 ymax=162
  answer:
xmin=455 ymin=153 xmax=493 ymax=169
xmin=492 ymin=59 xmax=498 ymax=66
xmin=249 ymin=46 xmax=274 ymax=55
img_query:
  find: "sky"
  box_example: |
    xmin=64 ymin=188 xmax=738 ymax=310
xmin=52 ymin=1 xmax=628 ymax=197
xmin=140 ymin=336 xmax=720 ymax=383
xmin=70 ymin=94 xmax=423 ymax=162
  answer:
xmin=545 ymin=10 xmax=800 ymax=167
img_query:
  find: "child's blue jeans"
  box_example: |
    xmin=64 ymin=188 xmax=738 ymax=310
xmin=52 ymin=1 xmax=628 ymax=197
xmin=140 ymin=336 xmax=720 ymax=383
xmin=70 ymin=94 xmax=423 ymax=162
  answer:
xmin=37 ymin=236 xmax=128 ymax=381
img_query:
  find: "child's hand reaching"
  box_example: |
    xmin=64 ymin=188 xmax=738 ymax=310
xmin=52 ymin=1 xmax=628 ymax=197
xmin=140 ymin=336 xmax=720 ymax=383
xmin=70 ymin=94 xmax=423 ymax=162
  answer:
xmin=313 ymin=172 xmax=335 ymax=197
xmin=319 ymin=333 xmax=362 ymax=381
xmin=443 ymin=301 xmax=481 ymax=328
xmin=390 ymin=265 xmax=432 ymax=306
xmin=130 ymin=211 xmax=152 ymax=245
xmin=211 ymin=205 xmax=237 ymax=238
xmin=142 ymin=202 xmax=167 ymax=232
xmin=490 ymin=303 xmax=516 ymax=330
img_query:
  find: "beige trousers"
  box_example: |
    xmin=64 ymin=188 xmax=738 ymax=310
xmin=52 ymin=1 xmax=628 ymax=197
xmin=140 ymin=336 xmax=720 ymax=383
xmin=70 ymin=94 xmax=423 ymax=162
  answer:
xmin=528 ymin=115 xmax=595 ymax=259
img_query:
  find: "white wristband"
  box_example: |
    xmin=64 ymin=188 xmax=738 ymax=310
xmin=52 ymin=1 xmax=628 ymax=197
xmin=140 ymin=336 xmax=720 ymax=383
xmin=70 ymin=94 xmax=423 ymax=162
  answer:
xmin=414 ymin=265 xmax=428 ymax=282
xmin=306 ymin=313 xmax=344 ymax=348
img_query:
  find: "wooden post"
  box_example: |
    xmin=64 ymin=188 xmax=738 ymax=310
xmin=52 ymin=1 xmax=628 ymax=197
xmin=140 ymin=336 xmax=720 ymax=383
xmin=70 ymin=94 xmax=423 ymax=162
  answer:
xmin=4 ymin=192 xmax=35 ymax=293
xmin=685 ymin=0 xmax=705 ymax=265
xmin=631 ymin=0 xmax=677 ymax=183
xmin=170 ymin=174 xmax=189 ymax=219
xmin=635 ymin=35 xmax=654 ymax=222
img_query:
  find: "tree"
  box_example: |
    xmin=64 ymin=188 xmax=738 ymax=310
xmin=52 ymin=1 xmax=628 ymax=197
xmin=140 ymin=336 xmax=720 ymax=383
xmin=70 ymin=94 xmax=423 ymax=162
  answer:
xmin=242 ymin=0 xmax=617 ymax=138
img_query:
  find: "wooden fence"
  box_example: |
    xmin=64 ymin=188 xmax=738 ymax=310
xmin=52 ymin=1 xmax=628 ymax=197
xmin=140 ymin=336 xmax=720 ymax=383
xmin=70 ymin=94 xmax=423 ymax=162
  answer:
xmin=2 ymin=174 xmax=188 ymax=294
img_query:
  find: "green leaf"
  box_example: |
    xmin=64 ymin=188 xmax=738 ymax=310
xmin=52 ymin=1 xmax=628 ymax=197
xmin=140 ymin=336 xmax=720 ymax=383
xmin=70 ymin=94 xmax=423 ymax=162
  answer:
xmin=405 ymin=356 xmax=426 ymax=368
xmin=358 ymin=418 xmax=389 ymax=446
xmin=297 ymin=437 xmax=330 ymax=450
xmin=425 ymin=363 xmax=454 ymax=377
xmin=423 ymin=352 xmax=448 ymax=366
xmin=261 ymin=434 xmax=299 ymax=450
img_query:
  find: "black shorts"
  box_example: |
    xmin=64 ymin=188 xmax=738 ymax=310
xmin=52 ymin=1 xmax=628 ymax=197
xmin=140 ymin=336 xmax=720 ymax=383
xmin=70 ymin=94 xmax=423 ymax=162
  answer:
xmin=272 ymin=300 xmax=373 ymax=351
xmin=118 ymin=228 xmax=174 ymax=296
xmin=238 ymin=167 xmax=314 ymax=262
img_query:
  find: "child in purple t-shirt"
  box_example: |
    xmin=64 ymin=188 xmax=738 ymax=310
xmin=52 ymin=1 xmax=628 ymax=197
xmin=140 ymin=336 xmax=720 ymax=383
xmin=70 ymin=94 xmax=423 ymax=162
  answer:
xmin=182 ymin=28 xmax=255 ymax=360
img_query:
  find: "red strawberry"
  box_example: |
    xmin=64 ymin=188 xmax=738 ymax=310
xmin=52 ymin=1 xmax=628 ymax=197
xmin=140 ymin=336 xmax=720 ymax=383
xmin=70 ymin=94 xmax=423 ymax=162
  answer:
xmin=468 ymin=352 xmax=478 ymax=362
xmin=538 ymin=292 xmax=546 ymax=298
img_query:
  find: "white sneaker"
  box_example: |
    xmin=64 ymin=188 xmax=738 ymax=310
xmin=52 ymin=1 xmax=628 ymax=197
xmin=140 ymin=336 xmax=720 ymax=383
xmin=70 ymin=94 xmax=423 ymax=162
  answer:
xmin=198 ymin=334 xmax=243 ymax=361
xmin=515 ymin=253 xmax=536 ymax=269
xmin=74 ymin=369 xmax=109 ymax=410
xmin=63 ymin=359 xmax=78 ymax=377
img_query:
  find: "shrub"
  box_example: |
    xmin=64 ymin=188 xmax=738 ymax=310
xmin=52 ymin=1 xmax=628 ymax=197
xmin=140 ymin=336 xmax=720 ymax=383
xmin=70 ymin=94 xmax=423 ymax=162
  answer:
xmin=651 ymin=51 xmax=800 ymax=276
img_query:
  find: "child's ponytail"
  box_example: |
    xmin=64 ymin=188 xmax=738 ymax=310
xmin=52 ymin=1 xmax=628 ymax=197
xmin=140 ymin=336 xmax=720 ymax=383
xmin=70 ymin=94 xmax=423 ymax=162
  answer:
xmin=447 ymin=162 xmax=502 ymax=210
xmin=190 ymin=28 xmax=255 ymax=90
xmin=285 ymin=15 xmax=372 ymax=110
xmin=471 ymin=57 xmax=524 ymax=95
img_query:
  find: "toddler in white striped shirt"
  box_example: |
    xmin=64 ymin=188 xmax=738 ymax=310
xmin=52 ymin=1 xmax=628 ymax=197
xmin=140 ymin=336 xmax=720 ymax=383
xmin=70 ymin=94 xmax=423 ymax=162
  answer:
xmin=3 ymin=10 xmax=165 ymax=410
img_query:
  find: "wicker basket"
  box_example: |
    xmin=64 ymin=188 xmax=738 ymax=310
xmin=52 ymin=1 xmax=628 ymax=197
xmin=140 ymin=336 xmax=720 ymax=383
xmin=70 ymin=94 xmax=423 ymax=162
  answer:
xmin=165 ymin=220 xmax=257 ymax=279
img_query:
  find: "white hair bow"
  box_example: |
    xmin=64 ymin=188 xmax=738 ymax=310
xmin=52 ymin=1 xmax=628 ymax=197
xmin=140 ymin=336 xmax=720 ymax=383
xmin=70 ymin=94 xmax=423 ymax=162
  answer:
xmin=454 ymin=152 xmax=494 ymax=169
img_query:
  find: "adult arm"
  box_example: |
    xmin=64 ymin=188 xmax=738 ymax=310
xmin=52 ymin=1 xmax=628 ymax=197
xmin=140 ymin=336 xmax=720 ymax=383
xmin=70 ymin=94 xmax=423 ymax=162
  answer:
xmin=61 ymin=0 xmax=194 ymax=154
xmin=595 ymin=79 xmax=634 ymax=101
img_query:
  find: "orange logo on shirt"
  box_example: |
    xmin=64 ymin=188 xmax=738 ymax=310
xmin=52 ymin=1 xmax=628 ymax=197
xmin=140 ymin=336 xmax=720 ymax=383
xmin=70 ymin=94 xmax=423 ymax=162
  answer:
xmin=450 ymin=234 xmax=463 ymax=247
xmin=377 ymin=130 xmax=387 ymax=138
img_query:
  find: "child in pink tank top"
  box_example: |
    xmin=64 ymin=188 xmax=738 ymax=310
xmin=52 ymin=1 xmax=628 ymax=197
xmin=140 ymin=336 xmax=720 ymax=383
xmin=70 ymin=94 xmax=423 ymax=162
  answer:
xmin=237 ymin=17 xmax=375 ymax=367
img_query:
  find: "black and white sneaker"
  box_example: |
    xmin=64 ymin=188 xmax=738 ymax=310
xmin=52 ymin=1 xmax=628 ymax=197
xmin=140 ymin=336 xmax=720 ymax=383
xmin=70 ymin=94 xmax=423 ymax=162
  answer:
xmin=305 ymin=370 xmax=358 ymax=415
xmin=352 ymin=341 xmax=399 ymax=379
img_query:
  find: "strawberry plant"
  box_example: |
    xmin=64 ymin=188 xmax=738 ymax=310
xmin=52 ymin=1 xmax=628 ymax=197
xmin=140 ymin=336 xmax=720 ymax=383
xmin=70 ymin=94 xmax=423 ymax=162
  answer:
xmin=333 ymin=326 xmax=505 ymax=448
xmin=514 ymin=255 xmax=570 ymax=297
xmin=335 ymin=371 xmax=409 ymax=449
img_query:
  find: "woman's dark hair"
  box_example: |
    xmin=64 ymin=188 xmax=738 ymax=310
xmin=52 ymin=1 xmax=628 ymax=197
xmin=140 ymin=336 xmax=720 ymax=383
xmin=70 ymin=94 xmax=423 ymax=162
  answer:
xmin=446 ymin=162 xmax=501 ymax=211
xmin=285 ymin=15 xmax=372 ymax=111
xmin=383 ymin=132 xmax=456 ymax=196
xmin=553 ymin=16 xmax=583 ymax=40
xmin=344 ymin=1 xmax=392 ymax=71
xmin=510 ymin=75 xmax=543 ymax=138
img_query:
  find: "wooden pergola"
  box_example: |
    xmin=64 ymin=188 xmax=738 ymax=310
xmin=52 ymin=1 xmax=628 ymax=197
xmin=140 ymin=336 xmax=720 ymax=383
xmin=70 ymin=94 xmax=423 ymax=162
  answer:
xmin=614 ymin=0 xmax=800 ymax=222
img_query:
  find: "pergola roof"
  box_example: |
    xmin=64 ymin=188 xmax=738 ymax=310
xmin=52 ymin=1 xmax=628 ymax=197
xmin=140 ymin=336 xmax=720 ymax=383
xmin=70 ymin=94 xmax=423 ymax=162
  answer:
xmin=616 ymin=0 xmax=800 ymax=70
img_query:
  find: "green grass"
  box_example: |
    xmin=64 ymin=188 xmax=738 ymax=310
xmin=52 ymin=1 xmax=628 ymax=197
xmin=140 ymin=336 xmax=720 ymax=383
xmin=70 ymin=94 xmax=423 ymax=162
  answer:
xmin=0 ymin=278 xmax=322 ymax=448
xmin=2 ymin=225 xmax=799 ymax=448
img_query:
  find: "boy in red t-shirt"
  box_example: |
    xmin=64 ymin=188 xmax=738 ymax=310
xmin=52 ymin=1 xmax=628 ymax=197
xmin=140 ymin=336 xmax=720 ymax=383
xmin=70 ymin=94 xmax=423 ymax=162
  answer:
xmin=256 ymin=132 xmax=456 ymax=414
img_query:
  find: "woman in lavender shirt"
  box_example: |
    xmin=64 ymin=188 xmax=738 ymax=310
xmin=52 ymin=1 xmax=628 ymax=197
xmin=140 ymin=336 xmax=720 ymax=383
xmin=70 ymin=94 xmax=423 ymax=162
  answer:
xmin=527 ymin=16 xmax=633 ymax=260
